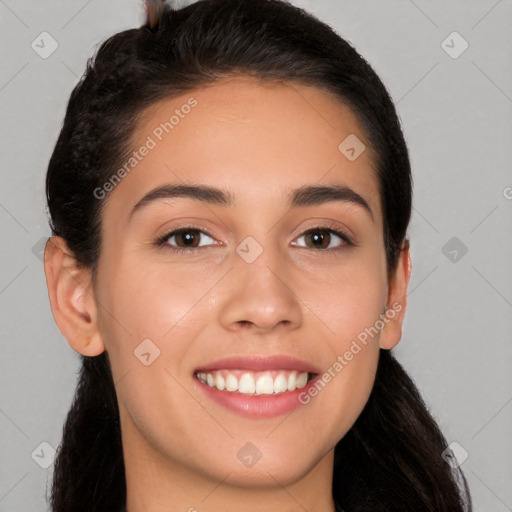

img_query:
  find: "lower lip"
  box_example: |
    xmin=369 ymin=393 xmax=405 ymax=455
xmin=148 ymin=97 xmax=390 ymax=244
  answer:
xmin=194 ymin=374 xmax=319 ymax=418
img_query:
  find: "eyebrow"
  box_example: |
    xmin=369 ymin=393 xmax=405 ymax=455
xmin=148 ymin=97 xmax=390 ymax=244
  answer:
xmin=128 ymin=182 xmax=374 ymax=222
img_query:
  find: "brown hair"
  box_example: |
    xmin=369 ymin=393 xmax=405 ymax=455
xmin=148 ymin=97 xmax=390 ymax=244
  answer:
xmin=45 ymin=1 xmax=472 ymax=510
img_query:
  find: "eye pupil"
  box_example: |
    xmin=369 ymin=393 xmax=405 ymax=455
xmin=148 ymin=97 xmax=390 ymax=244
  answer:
xmin=178 ymin=229 xmax=199 ymax=247
xmin=307 ymin=230 xmax=330 ymax=249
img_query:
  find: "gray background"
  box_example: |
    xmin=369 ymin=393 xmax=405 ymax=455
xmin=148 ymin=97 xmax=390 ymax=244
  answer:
xmin=0 ymin=0 xmax=511 ymax=510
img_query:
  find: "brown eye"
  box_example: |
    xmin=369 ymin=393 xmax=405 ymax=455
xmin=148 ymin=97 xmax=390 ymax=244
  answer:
xmin=293 ymin=228 xmax=352 ymax=251
xmin=304 ymin=229 xmax=332 ymax=249
xmin=173 ymin=229 xmax=201 ymax=248
xmin=155 ymin=227 xmax=216 ymax=251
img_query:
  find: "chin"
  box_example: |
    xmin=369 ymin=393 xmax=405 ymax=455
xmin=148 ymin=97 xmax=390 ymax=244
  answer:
xmin=204 ymin=445 xmax=328 ymax=488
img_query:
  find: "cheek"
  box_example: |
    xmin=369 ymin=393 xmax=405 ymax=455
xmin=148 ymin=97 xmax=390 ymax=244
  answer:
xmin=96 ymin=254 xmax=218 ymax=356
xmin=292 ymin=276 xmax=384 ymax=453
xmin=94 ymin=252 xmax=235 ymax=445
xmin=293 ymin=249 xmax=387 ymax=341
xmin=291 ymin=253 xmax=386 ymax=431
xmin=95 ymin=257 xmax=218 ymax=464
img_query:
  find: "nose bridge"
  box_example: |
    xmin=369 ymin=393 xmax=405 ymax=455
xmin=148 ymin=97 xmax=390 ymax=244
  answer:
xmin=217 ymin=231 xmax=303 ymax=332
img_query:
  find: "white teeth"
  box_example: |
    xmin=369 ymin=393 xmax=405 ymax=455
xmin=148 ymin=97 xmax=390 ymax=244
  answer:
xmin=273 ymin=374 xmax=288 ymax=393
xmin=255 ymin=374 xmax=274 ymax=395
xmin=287 ymin=372 xmax=297 ymax=391
xmin=226 ymin=375 xmax=238 ymax=391
xmin=239 ymin=373 xmax=255 ymax=394
xmin=225 ymin=373 xmax=238 ymax=392
xmin=195 ymin=369 xmax=310 ymax=395
xmin=214 ymin=372 xmax=225 ymax=391
xmin=296 ymin=371 xmax=308 ymax=388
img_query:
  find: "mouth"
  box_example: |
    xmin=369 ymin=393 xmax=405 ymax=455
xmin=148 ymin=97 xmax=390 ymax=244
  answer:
xmin=194 ymin=369 xmax=317 ymax=395
xmin=192 ymin=355 xmax=321 ymax=418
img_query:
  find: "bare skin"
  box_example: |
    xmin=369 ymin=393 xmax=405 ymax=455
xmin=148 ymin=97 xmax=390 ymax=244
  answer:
xmin=44 ymin=75 xmax=411 ymax=512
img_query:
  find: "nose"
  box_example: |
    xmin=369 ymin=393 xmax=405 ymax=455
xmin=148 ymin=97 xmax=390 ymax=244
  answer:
xmin=217 ymin=244 xmax=303 ymax=335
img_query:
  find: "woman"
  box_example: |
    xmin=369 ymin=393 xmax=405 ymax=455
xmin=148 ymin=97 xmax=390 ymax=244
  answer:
xmin=43 ymin=0 xmax=473 ymax=510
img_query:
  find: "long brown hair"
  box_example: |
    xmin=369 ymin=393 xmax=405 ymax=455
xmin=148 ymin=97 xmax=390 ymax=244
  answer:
xmin=45 ymin=1 xmax=472 ymax=510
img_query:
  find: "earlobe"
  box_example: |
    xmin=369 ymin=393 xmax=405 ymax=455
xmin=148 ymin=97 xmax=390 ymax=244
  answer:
xmin=43 ymin=236 xmax=105 ymax=356
xmin=378 ymin=240 xmax=412 ymax=350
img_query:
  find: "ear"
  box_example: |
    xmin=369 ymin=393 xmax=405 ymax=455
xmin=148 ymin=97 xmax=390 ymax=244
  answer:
xmin=378 ymin=240 xmax=412 ymax=350
xmin=43 ymin=236 xmax=105 ymax=356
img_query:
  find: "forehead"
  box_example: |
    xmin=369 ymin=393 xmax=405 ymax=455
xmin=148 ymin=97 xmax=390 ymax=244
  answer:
xmin=103 ymin=76 xmax=382 ymax=224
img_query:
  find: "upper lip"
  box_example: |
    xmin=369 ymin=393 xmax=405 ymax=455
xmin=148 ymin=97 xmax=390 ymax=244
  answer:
xmin=194 ymin=355 xmax=321 ymax=374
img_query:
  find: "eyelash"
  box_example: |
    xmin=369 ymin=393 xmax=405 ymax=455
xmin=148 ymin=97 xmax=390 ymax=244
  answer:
xmin=153 ymin=223 xmax=354 ymax=254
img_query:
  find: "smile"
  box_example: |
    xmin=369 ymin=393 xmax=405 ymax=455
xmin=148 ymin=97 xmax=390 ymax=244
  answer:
xmin=194 ymin=369 xmax=313 ymax=395
xmin=192 ymin=355 xmax=321 ymax=418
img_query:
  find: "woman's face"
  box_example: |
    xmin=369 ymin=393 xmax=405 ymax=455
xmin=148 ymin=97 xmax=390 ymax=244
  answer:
xmin=49 ymin=76 xmax=409 ymax=498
